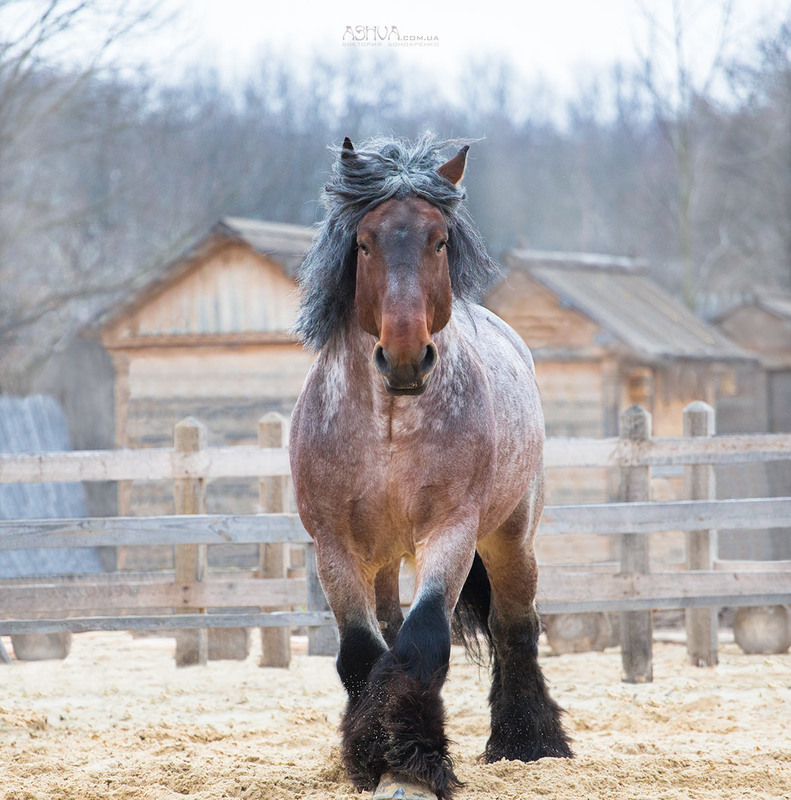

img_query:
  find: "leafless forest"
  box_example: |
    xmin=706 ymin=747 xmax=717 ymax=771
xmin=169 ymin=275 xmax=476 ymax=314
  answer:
xmin=1 ymin=1 xmax=789 ymax=390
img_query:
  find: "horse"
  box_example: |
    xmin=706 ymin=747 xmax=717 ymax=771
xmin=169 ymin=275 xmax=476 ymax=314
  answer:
xmin=289 ymin=135 xmax=572 ymax=800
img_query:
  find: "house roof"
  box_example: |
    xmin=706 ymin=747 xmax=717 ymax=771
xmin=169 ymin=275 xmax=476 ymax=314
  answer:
xmin=716 ymin=289 xmax=791 ymax=323
xmin=217 ymin=217 xmax=316 ymax=277
xmin=500 ymin=249 xmax=751 ymax=363
xmin=0 ymin=395 xmax=105 ymax=579
xmin=96 ymin=217 xmax=316 ymax=332
xmin=758 ymin=293 xmax=791 ymax=321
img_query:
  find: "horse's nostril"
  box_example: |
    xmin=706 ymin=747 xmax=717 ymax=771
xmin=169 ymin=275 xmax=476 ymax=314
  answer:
xmin=420 ymin=343 xmax=438 ymax=375
xmin=373 ymin=344 xmax=391 ymax=376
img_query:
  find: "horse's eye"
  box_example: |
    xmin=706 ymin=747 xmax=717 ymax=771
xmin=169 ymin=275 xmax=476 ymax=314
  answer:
xmin=358 ymin=243 xmax=370 ymax=256
xmin=436 ymin=240 xmax=447 ymax=253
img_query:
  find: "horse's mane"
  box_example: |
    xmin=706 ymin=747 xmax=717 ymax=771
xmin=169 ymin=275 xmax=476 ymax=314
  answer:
xmin=293 ymin=134 xmax=501 ymax=351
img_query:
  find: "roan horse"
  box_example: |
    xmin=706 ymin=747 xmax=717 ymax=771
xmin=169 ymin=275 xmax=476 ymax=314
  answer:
xmin=289 ymin=136 xmax=572 ymax=800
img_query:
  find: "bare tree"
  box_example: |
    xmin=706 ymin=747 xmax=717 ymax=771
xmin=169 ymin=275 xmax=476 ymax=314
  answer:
xmin=0 ymin=1 xmax=175 ymax=388
xmin=722 ymin=15 xmax=791 ymax=294
xmin=631 ymin=0 xmax=740 ymax=306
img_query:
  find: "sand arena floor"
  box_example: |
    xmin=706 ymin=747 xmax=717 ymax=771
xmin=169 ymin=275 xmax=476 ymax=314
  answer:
xmin=1 ymin=630 xmax=790 ymax=800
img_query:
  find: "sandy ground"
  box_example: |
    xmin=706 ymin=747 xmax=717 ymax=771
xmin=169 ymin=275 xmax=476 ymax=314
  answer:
xmin=1 ymin=630 xmax=790 ymax=800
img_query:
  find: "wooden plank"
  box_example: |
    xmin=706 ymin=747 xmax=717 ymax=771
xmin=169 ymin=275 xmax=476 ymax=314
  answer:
xmin=1 ymin=430 xmax=788 ymax=485
xmin=544 ymin=437 xmax=620 ymax=467
xmin=0 ymin=569 xmax=261 ymax=587
xmin=634 ymin=433 xmax=791 ymax=467
xmin=0 ymin=513 xmax=311 ymax=550
xmin=1 ymin=498 xmax=789 ymax=552
xmin=173 ymin=418 xmax=208 ymax=666
xmin=0 ymin=611 xmax=337 ymax=636
xmin=0 ymin=446 xmax=291 ymax=483
xmin=683 ymin=402 xmax=718 ymax=667
xmin=258 ymin=413 xmax=292 ymax=668
xmin=0 ymin=578 xmax=307 ymax=615
xmin=714 ymin=559 xmax=791 ymax=572
xmin=543 ymin=432 xmax=791 ymax=468
xmin=535 ymin=570 xmax=791 ymax=613
xmin=537 ymin=570 xmax=791 ymax=605
xmin=2 ymin=568 xmax=788 ymax=635
xmin=4 ymin=566 xmax=783 ymax=618
xmin=111 ymin=332 xmax=297 ymax=349
xmin=538 ymin=497 xmax=791 ymax=536
xmin=618 ymin=405 xmax=653 ymax=683
xmin=537 ymin=593 xmax=791 ymax=614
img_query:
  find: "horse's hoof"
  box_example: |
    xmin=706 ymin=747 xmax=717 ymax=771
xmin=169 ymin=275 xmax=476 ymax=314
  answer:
xmin=373 ymin=772 xmax=439 ymax=800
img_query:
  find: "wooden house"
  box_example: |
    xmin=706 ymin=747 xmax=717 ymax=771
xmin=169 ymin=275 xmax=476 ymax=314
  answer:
xmin=484 ymin=250 xmax=753 ymax=564
xmin=715 ymin=290 xmax=791 ymax=433
xmin=714 ymin=290 xmax=791 ymax=559
xmin=98 ymin=217 xmax=316 ymax=526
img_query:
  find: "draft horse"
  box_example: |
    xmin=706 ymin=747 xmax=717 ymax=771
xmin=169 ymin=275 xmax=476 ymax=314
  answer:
xmin=289 ymin=136 xmax=572 ymax=800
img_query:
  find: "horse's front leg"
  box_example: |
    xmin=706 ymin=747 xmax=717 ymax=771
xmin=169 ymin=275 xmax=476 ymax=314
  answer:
xmin=476 ymin=490 xmax=573 ymax=762
xmin=377 ymin=523 xmax=477 ymax=800
xmin=312 ymin=536 xmax=390 ymax=791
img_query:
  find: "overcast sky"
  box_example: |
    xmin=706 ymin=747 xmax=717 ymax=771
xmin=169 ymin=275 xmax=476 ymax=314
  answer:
xmin=2 ymin=0 xmax=787 ymax=103
xmin=166 ymin=0 xmax=787 ymax=98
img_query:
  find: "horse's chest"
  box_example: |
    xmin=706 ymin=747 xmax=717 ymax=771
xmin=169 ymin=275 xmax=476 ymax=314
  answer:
xmin=347 ymin=414 xmax=490 ymax=531
xmin=344 ymin=444 xmax=464 ymax=545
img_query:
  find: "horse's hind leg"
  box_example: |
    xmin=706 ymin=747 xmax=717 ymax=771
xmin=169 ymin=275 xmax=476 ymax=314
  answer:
xmin=476 ymin=482 xmax=573 ymax=762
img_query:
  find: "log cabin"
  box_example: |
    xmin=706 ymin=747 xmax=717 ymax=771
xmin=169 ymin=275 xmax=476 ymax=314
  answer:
xmin=486 ymin=250 xmax=754 ymax=564
xmin=97 ymin=218 xmax=315 ymax=567
xmin=715 ymin=290 xmax=791 ymax=433
xmin=714 ymin=290 xmax=791 ymax=559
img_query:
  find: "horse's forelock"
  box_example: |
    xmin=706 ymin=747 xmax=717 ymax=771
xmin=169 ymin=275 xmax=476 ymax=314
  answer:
xmin=294 ymin=134 xmax=500 ymax=351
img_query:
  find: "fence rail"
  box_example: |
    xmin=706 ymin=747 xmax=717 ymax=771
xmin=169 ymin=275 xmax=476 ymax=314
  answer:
xmin=3 ymin=433 xmax=791 ymax=484
xmin=2 ymin=497 xmax=791 ymax=552
xmin=1 ymin=404 xmax=791 ymax=679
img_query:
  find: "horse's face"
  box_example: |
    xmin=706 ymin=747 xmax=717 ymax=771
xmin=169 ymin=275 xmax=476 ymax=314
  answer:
xmin=354 ymin=196 xmax=452 ymax=396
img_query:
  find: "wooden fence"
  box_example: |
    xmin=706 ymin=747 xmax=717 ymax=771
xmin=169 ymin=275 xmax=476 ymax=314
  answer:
xmin=1 ymin=403 xmax=790 ymax=681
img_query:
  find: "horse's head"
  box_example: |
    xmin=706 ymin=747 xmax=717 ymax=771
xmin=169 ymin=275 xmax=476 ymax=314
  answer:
xmin=348 ymin=138 xmax=469 ymax=396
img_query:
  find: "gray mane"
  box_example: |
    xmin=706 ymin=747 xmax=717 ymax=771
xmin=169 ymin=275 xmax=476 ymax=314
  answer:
xmin=293 ymin=134 xmax=500 ymax=350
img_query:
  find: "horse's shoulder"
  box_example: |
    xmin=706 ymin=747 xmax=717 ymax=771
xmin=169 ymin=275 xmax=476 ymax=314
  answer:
xmin=457 ymin=303 xmax=536 ymax=372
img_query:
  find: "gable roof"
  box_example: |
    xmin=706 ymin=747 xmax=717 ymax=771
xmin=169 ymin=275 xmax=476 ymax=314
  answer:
xmin=758 ymin=293 xmax=791 ymax=321
xmin=96 ymin=217 xmax=316 ymax=333
xmin=716 ymin=289 xmax=791 ymax=324
xmin=500 ymin=250 xmax=750 ymax=363
xmin=217 ymin=217 xmax=316 ymax=277
xmin=0 ymin=395 xmax=105 ymax=579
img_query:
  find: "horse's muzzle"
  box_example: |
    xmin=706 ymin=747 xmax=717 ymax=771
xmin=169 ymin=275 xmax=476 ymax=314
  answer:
xmin=373 ymin=342 xmax=438 ymax=396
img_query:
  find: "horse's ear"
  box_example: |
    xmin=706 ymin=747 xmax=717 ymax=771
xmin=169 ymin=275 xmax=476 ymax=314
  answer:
xmin=437 ymin=145 xmax=469 ymax=185
xmin=341 ymin=137 xmax=356 ymax=160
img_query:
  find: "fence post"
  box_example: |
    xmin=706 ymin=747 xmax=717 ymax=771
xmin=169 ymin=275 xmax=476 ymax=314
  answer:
xmin=683 ymin=401 xmax=718 ymax=666
xmin=258 ymin=413 xmax=291 ymax=668
xmin=619 ymin=404 xmax=653 ymax=683
xmin=173 ymin=417 xmax=208 ymax=667
xmin=305 ymin=542 xmax=338 ymax=656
